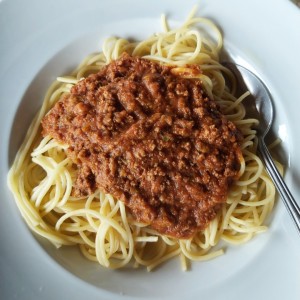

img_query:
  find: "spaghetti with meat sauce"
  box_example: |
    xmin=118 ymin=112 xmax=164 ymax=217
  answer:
xmin=42 ymin=53 xmax=243 ymax=238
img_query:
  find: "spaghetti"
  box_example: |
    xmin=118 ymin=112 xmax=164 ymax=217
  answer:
xmin=8 ymin=8 xmax=277 ymax=271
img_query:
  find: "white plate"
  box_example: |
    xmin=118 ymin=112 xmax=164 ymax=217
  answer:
xmin=1 ymin=0 xmax=300 ymax=299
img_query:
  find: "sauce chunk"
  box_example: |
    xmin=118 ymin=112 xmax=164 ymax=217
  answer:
xmin=42 ymin=54 xmax=242 ymax=238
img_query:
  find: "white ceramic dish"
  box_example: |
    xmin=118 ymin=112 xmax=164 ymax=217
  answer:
xmin=1 ymin=0 xmax=300 ymax=299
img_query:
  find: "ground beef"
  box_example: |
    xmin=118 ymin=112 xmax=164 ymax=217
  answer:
xmin=41 ymin=53 xmax=243 ymax=238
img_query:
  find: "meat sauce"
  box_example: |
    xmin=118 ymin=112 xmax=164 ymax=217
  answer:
xmin=42 ymin=53 xmax=243 ymax=238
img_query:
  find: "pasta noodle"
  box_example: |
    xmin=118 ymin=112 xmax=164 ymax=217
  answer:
xmin=7 ymin=8 xmax=278 ymax=271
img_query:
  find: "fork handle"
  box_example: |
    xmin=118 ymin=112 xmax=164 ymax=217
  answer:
xmin=258 ymin=139 xmax=300 ymax=235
